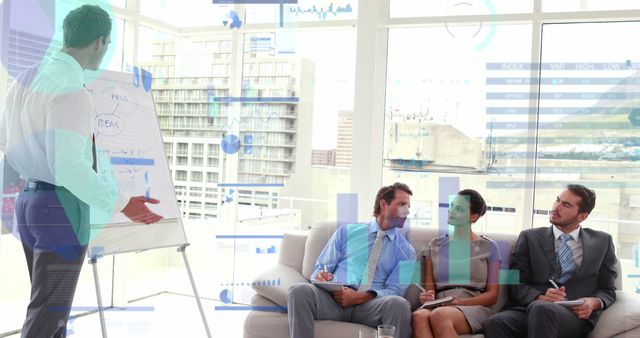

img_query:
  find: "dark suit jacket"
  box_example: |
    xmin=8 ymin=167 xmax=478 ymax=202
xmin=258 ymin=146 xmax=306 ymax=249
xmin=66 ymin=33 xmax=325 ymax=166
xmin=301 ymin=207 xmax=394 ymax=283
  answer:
xmin=507 ymin=226 xmax=617 ymax=329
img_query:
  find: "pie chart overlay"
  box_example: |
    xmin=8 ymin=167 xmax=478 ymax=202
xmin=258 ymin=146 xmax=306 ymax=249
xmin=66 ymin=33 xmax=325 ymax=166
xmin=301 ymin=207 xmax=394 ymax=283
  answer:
xmin=220 ymin=289 xmax=233 ymax=304
xmin=221 ymin=134 xmax=241 ymax=154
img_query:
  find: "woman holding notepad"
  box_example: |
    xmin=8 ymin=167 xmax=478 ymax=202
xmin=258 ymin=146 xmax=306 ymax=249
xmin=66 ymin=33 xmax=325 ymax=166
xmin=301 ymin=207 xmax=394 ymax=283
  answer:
xmin=411 ymin=189 xmax=502 ymax=338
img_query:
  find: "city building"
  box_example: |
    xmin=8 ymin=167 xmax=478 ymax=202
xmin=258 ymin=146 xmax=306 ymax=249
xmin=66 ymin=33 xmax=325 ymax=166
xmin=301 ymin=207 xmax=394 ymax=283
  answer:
xmin=311 ymin=149 xmax=336 ymax=166
xmin=140 ymin=36 xmax=314 ymax=221
xmin=335 ymin=110 xmax=353 ymax=167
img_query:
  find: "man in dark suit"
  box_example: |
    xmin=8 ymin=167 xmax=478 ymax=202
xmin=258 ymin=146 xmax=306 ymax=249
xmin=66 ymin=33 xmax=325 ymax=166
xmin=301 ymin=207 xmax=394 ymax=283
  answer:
xmin=484 ymin=184 xmax=617 ymax=338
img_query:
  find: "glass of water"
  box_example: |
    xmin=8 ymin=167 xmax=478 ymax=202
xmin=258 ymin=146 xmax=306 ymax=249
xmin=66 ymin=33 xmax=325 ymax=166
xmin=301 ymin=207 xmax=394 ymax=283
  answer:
xmin=377 ymin=325 xmax=395 ymax=338
xmin=359 ymin=328 xmax=377 ymax=338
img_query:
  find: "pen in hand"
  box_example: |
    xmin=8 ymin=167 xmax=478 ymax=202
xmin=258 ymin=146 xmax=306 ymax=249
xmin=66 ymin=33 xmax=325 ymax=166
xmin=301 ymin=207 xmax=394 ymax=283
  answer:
xmin=416 ymin=284 xmax=435 ymax=303
xmin=317 ymin=265 xmax=332 ymax=282
xmin=547 ymin=279 xmax=567 ymax=302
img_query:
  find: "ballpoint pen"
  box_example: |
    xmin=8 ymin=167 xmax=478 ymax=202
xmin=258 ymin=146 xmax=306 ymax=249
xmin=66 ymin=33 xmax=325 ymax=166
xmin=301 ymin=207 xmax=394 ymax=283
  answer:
xmin=548 ymin=279 xmax=560 ymax=289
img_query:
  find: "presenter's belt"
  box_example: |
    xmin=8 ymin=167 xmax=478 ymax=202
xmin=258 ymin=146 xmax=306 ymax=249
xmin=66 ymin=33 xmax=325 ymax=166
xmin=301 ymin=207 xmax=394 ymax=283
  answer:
xmin=24 ymin=180 xmax=57 ymax=191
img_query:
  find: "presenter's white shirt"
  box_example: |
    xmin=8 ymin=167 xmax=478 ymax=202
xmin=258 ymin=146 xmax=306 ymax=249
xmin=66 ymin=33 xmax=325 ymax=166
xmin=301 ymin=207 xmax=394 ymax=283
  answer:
xmin=0 ymin=50 xmax=127 ymax=214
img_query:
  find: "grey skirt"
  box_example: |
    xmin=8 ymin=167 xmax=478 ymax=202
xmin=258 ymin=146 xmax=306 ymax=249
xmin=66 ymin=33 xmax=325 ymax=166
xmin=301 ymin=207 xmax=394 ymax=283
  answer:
xmin=437 ymin=287 xmax=496 ymax=333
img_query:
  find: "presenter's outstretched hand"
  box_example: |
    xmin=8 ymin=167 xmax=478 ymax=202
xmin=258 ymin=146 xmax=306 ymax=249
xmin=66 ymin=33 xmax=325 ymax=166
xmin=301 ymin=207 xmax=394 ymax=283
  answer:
xmin=123 ymin=196 xmax=164 ymax=224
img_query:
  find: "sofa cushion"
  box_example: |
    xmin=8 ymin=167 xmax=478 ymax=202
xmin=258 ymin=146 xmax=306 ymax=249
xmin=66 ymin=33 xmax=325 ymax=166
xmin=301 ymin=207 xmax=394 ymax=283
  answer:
xmin=588 ymin=291 xmax=640 ymax=338
xmin=244 ymin=308 xmax=290 ymax=338
xmin=278 ymin=231 xmax=308 ymax=272
xmin=252 ymin=265 xmax=309 ymax=307
xmin=301 ymin=221 xmax=338 ymax=279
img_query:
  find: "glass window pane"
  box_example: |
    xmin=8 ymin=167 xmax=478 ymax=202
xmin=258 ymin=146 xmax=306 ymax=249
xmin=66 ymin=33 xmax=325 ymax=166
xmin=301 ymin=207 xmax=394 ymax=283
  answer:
xmin=245 ymin=0 xmax=358 ymax=24
xmin=536 ymin=21 xmax=640 ymax=295
xmin=108 ymin=0 xmax=126 ymax=8
xmin=384 ymin=24 xmax=532 ymax=233
xmin=105 ymin=18 xmax=125 ymax=71
xmin=543 ymin=0 xmax=640 ymax=12
xmin=141 ymin=0 xmax=238 ymax=27
xmin=390 ymin=0 xmax=533 ymax=18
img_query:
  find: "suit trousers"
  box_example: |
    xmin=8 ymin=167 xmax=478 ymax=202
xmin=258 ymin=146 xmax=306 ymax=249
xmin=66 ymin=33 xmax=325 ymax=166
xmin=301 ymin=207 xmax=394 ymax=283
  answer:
xmin=484 ymin=301 xmax=588 ymax=338
xmin=16 ymin=187 xmax=89 ymax=338
xmin=287 ymin=283 xmax=412 ymax=338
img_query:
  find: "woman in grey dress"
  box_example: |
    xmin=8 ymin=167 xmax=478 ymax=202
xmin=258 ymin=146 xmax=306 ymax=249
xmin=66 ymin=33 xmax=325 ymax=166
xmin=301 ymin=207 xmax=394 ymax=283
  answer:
xmin=412 ymin=189 xmax=501 ymax=338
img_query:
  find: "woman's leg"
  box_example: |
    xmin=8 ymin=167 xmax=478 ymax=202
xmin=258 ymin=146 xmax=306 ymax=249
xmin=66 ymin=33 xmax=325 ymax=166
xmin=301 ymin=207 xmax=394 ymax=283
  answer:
xmin=429 ymin=306 xmax=471 ymax=338
xmin=411 ymin=309 xmax=434 ymax=338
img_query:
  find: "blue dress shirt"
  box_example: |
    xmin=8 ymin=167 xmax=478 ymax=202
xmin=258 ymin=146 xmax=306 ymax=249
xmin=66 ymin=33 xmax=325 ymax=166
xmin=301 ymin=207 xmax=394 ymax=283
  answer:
xmin=310 ymin=220 xmax=417 ymax=298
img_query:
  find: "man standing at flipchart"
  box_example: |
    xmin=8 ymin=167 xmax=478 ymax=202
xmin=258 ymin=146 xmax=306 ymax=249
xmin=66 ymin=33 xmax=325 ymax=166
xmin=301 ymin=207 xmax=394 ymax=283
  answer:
xmin=0 ymin=5 xmax=163 ymax=337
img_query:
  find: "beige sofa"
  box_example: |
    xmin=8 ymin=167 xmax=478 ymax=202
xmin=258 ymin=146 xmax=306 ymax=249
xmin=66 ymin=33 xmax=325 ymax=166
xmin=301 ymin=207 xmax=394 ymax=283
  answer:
xmin=244 ymin=221 xmax=640 ymax=338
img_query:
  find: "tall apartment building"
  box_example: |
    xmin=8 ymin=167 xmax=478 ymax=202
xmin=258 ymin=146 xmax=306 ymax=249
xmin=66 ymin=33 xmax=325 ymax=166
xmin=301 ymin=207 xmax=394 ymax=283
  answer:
xmin=311 ymin=149 xmax=336 ymax=166
xmin=335 ymin=110 xmax=353 ymax=167
xmin=140 ymin=35 xmax=314 ymax=220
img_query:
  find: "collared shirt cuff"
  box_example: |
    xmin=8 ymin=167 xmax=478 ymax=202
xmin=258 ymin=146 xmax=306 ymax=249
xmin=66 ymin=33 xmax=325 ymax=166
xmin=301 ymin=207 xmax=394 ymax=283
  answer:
xmin=370 ymin=288 xmax=392 ymax=298
xmin=596 ymin=297 xmax=604 ymax=310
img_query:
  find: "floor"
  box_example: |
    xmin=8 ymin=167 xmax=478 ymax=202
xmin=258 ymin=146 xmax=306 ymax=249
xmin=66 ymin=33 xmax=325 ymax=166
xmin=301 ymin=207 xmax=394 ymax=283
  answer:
xmin=2 ymin=293 xmax=249 ymax=338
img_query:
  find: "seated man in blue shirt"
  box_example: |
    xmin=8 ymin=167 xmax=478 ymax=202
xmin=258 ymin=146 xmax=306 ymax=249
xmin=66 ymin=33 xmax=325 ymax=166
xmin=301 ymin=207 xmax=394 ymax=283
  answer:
xmin=287 ymin=182 xmax=417 ymax=338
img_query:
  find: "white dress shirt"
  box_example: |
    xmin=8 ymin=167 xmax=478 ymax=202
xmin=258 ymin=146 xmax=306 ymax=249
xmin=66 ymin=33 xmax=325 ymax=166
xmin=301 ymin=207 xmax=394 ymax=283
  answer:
xmin=0 ymin=50 xmax=127 ymax=218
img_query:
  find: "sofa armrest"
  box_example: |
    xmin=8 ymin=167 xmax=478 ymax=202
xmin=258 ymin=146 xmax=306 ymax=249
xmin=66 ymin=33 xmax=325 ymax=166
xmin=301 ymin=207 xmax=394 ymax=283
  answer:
xmin=589 ymin=291 xmax=640 ymax=338
xmin=252 ymin=264 xmax=309 ymax=307
xmin=278 ymin=231 xmax=308 ymax=272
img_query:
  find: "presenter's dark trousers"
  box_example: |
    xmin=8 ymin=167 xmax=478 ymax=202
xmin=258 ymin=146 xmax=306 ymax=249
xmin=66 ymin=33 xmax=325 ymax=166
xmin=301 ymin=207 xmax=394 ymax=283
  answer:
xmin=484 ymin=301 xmax=590 ymax=338
xmin=16 ymin=183 xmax=89 ymax=338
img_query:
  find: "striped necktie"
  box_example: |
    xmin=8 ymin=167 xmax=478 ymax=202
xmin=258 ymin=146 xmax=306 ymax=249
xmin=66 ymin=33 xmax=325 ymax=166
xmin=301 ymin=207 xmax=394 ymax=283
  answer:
xmin=358 ymin=230 xmax=386 ymax=292
xmin=557 ymin=233 xmax=577 ymax=284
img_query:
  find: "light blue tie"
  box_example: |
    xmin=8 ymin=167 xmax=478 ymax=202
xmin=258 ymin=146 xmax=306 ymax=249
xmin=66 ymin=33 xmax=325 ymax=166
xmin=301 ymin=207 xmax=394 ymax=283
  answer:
xmin=557 ymin=233 xmax=577 ymax=284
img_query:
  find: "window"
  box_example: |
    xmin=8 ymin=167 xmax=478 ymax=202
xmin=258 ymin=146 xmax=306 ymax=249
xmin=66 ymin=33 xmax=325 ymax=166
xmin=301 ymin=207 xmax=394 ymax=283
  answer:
xmin=191 ymin=157 xmax=203 ymax=167
xmin=383 ymin=24 xmax=532 ymax=233
xmin=190 ymin=171 xmax=203 ymax=182
xmin=390 ymin=0 xmax=532 ymax=17
xmin=176 ymin=156 xmax=188 ymax=166
xmin=543 ymin=0 xmax=640 ymax=12
xmin=175 ymin=170 xmax=187 ymax=181
xmin=533 ymin=21 xmax=640 ymax=294
xmin=192 ymin=144 xmax=204 ymax=156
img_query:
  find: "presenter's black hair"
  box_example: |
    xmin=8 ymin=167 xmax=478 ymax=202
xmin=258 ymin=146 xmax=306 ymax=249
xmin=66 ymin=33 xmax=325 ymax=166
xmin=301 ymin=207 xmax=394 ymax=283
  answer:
xmin=63 ymin=5 xmax=112 ymax=49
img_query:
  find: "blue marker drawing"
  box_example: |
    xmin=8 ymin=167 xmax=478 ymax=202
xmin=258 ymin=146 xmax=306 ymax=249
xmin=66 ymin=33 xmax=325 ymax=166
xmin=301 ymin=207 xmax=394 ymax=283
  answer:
xmin=133 ymin=66 xmax=140 ymax=87
xmin=144 ymin=171 xmax=150 ymax=201
xmin=110 ymin=157 xmax=155 ymax=166
xmin=141 ymin=68 xmax=152 ymax=92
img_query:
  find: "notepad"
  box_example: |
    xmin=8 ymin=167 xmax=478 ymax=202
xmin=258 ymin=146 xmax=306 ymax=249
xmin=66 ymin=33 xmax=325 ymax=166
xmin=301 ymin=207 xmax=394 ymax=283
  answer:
xmin=554 ymin=299 xmax=585 ymax=307
xmin=419 ymin=296 xmax=454 ymax=309
xmin=312 ymin=281 xmax=346 ymax=292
